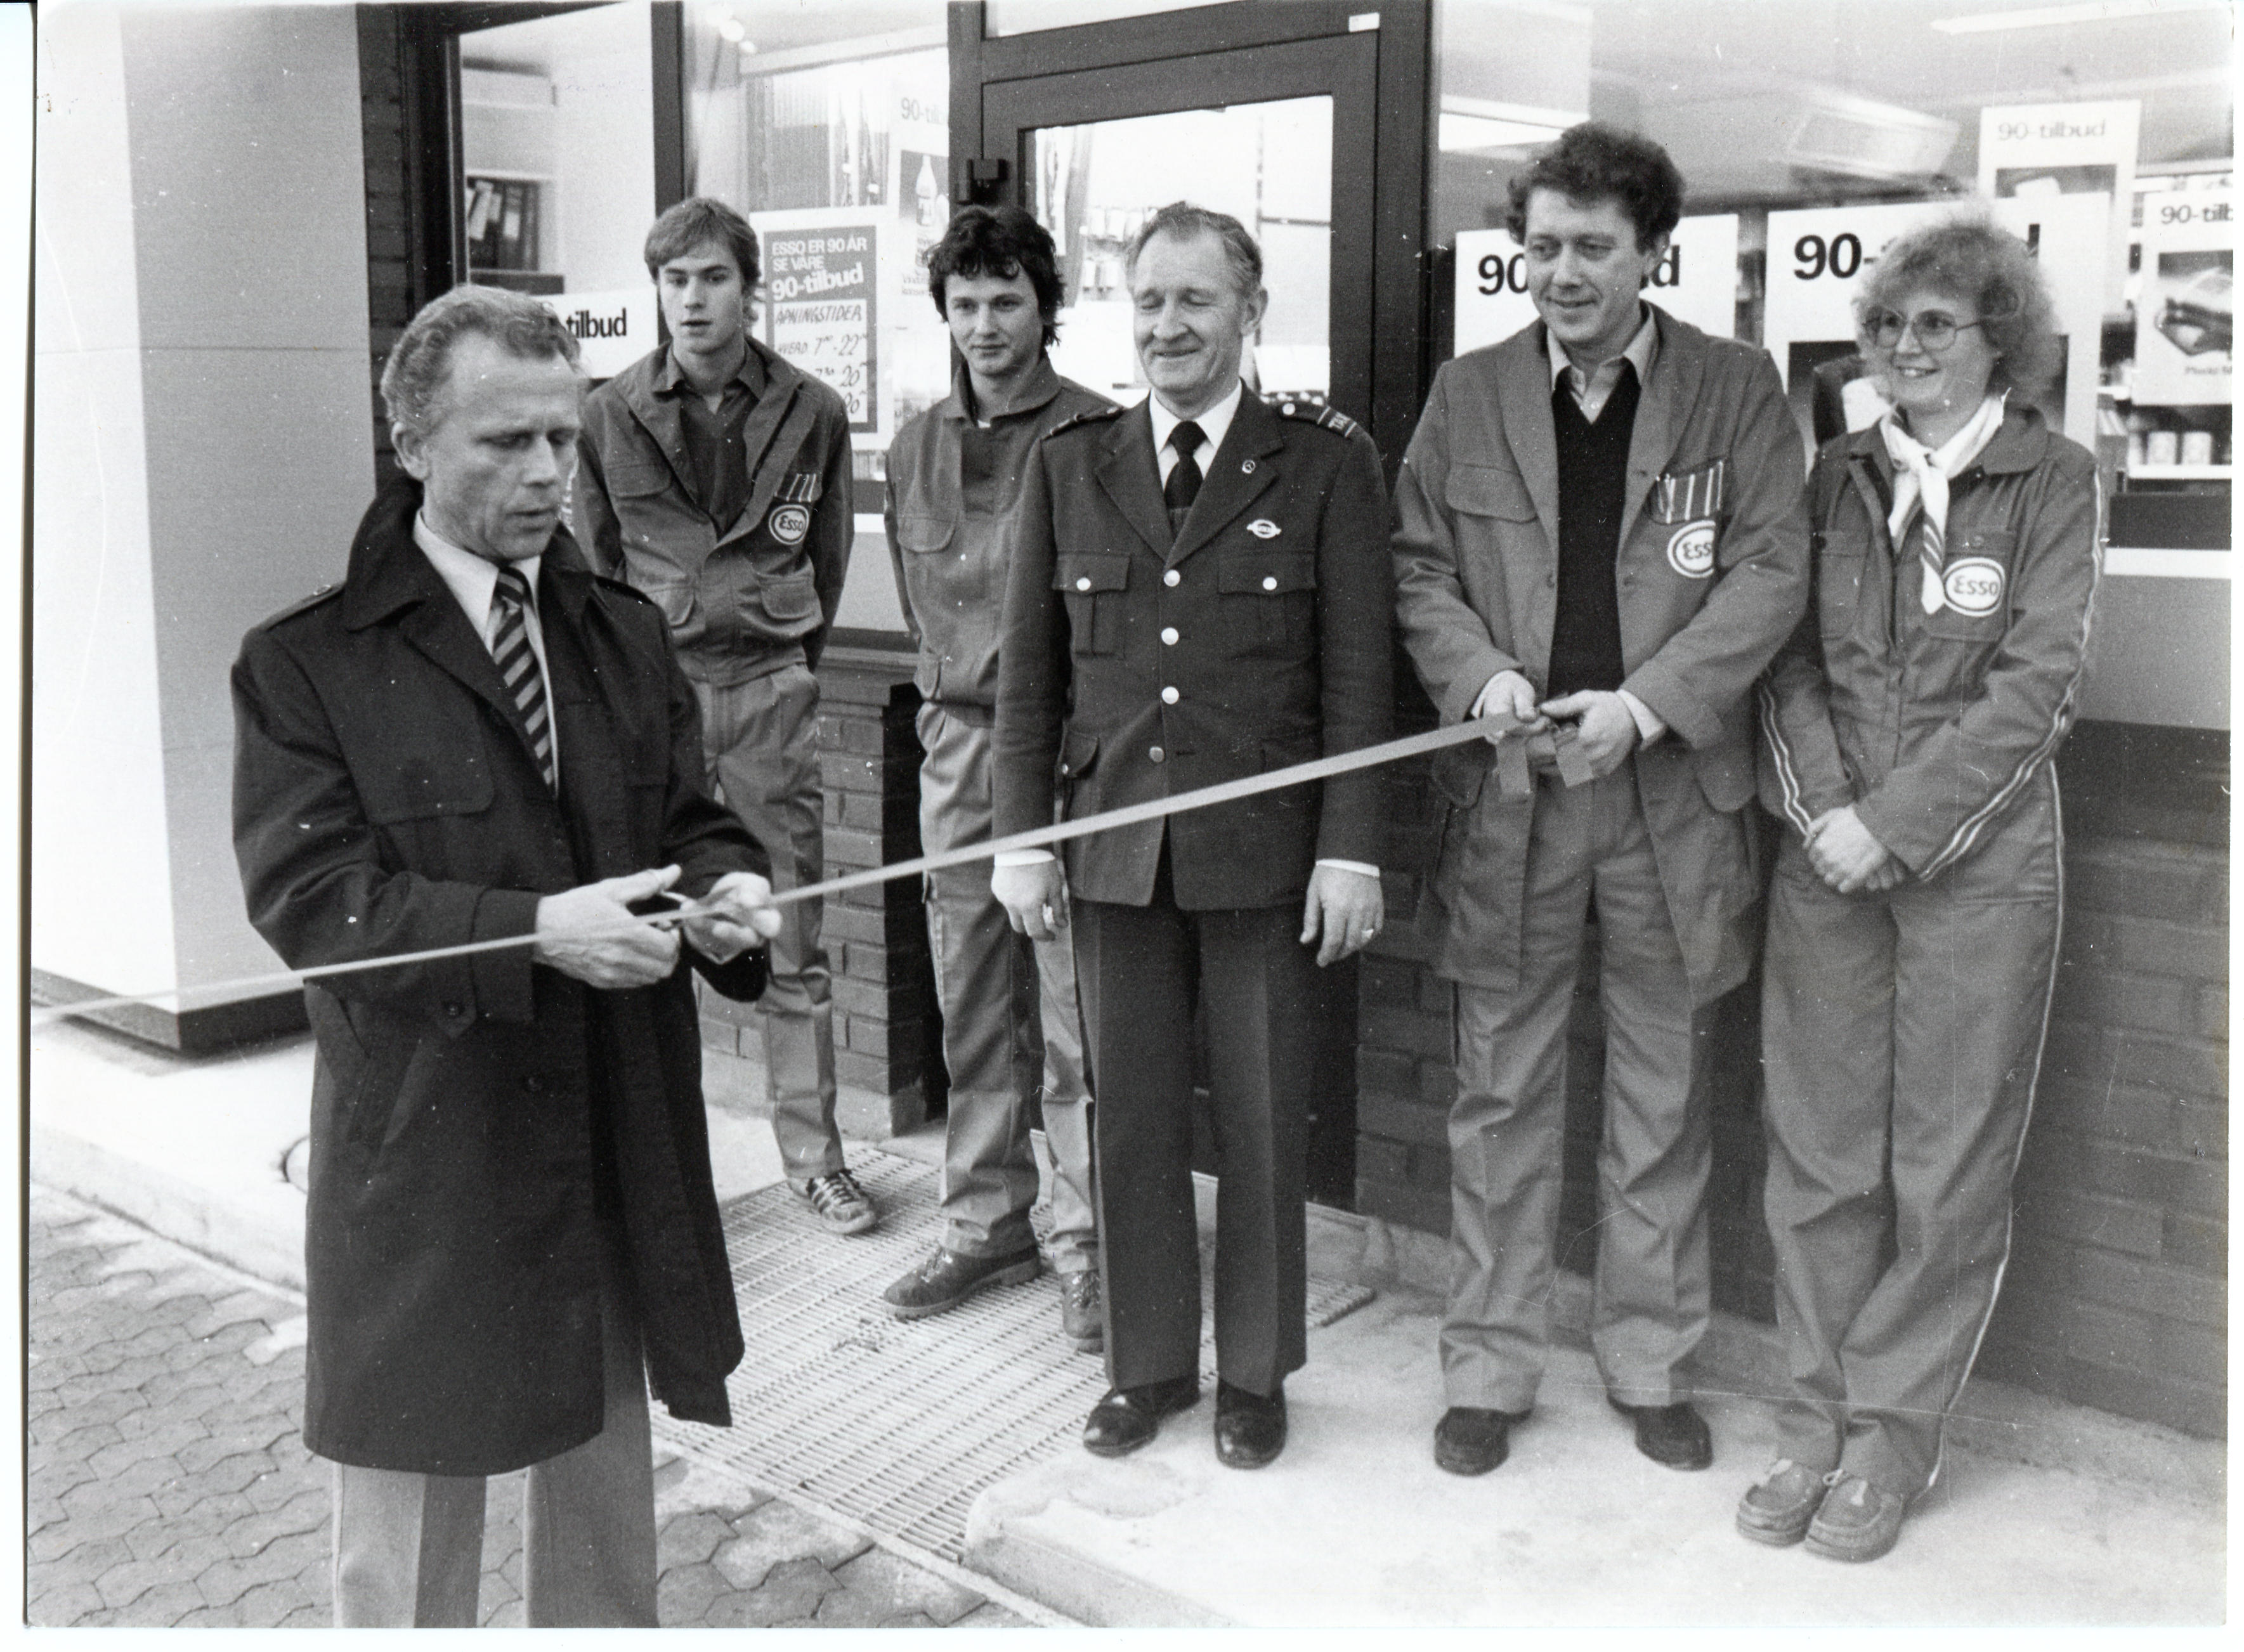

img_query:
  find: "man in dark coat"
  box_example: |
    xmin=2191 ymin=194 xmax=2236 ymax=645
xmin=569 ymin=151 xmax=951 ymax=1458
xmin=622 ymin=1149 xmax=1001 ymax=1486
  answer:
xmin=232 ymin=285 xmax=780 ymax=1627
xmin=993 ymin=203 xmax=1394 ymax=1470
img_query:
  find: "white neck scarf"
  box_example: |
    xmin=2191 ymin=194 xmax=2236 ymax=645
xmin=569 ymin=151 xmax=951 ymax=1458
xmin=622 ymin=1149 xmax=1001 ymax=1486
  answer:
xmin=1879 ymin=393 xmax=2008 ymax=614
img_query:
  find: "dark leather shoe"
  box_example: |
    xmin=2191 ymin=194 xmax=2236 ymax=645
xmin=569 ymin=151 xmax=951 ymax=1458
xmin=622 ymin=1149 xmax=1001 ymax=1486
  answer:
xmin=1608 ymin=1395 xmax=1713 ymax=1470
xmin=1213 ymin=1380 xmax=1286 ymax=1469
xmin=882 ymin=1244 xmax=1040 ymax=1320
xmin=1082 ymin=1377 xmax=1200 ymax=1458
xmin=1433 ymin=1405 xmax=1530 ymax=1476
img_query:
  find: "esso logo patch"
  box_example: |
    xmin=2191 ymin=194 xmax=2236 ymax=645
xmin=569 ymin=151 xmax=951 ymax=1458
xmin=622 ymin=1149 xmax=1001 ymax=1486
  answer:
xmin=1666 ymin=519 xmax=1718 ymax=580
xmin=1942 ymin=556 xmax=2005 ymax=617
xmin=767 ymin=504 xmax=811 ymax=545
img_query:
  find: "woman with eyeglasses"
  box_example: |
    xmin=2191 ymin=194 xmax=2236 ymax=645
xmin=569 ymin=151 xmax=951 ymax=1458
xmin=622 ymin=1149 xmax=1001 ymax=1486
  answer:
xmin=1743 ymin=216 xmax=2101 ymax=1563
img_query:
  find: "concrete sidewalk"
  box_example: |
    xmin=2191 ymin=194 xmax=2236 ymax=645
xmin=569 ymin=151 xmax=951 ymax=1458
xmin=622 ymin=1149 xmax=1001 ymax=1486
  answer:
xmin=30 ymin=1016 xmax=2228 ymax=1627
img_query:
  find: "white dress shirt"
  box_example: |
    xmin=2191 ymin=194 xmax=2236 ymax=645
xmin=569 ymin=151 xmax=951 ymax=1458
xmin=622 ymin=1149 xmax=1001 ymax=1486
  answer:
xmin=996 ymin=377 xmax=1378 ymax=886
xmin=414 ymin=513 xmax=560 ymax=783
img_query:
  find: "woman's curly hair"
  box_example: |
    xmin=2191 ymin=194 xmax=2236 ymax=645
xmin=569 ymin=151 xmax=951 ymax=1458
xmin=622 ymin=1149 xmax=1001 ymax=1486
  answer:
xmin=1855 ymin=214 xmax=2063 ymax=393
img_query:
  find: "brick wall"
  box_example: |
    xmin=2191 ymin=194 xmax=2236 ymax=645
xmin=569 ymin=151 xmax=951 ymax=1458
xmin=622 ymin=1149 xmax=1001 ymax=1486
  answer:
xmin=356 ymin=6 xmax=414 ymax=484
xmin=698 ymin=649 xmax=941 ymax=1138
xmin=1355 ymin=720 xmax=2228 ymax=1438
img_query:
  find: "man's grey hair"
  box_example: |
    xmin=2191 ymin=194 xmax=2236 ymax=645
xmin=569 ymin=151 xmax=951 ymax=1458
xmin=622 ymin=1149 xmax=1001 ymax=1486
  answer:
xmin=379 ymin=283 xmax=583 ymax=437
xmin=1125 ymin=202 xmax=1263 ymax=301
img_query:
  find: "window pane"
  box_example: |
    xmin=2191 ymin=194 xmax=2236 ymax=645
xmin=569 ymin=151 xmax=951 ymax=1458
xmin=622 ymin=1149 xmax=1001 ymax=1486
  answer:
xmin=1031 ymin=96 xmax=1333 ymax=404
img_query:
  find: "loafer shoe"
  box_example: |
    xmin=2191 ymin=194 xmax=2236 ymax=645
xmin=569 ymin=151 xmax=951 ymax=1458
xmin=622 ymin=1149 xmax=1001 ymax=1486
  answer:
xmin=1213 ymin=1380 xmax=1287 ymax=1469
xmin=1082 ymin=1377 xmax=1200 ymax=1458
xmin=1806 ymin=1471 xmax=1907 ymax=1563
xmin=882 ymin=1244 xmax=1040 ymax=1319
xmin=1608 ymin=1396 xmax=1713 ymax=1470
xmin=1736 ymin=1458 xmax=1828 ymax=1547
xmin=1433 ymin=1406 xmax=1531 ymax=1476
xmin=1059 ymin=1268 xmax=1105 ymax=1352
xmin=793 ymin=1168 xmax=878 ymax=1235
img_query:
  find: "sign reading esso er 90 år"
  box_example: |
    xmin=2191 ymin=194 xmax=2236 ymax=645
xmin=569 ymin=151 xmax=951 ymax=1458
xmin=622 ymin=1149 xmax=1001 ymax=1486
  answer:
xmin=553 ymin=287 xmax=656 ymax=382
xmin=1452 ymin=214 xmax=1739 ymax=356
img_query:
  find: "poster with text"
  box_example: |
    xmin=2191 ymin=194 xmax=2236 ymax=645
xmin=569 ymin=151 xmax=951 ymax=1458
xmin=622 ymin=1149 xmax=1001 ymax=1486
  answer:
xmin=1452 ymin=214 xmax=1740 ymax=355
xmin=1762 ymin=194 xmax=2108 ymax=450
xmin=552 ymin=285 xmax=656 ymax=382
xmin=752 ymin=208 xmax=888 ymax=439
xmin=2132 ymin=188 xmax=2231 ymax=407
xmin=1979 ymin=100 xmax=2139 ymax=307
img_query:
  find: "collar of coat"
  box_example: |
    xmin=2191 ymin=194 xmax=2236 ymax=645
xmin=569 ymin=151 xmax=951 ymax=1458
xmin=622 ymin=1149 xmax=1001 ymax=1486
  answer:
xmin=339 ymin=474 xmax=602 ymax=634
xmin=937 ymin=353 xmax=1065 ymax=426
xmin=1093 ymin=388 xmax=1291 ymax=566
xmin=1837 ymin=397 xmax=2055 ymax=482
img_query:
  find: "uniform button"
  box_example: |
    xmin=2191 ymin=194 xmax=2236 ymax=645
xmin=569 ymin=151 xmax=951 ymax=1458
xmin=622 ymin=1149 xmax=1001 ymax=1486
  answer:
xmin=1075 ymin=576 xmax=1092 ymax=592
xmin=1161 ymin=686 xmax=1180 ymax=705
xmin=444 ymin=1001 xmax=466 ymax=1019
xmin=1161 ymin=627 xmax=1179 ymax=645
xmin=1262 ymin=575 xmax=1278 ymax=591
xmin=1148 ymin=745 xmax=1166 ymax=764
xmin=1163 ymin=569 xmax=1181 ymax=587
xmin=523 ymin=1074 xmax=547 ymax=1095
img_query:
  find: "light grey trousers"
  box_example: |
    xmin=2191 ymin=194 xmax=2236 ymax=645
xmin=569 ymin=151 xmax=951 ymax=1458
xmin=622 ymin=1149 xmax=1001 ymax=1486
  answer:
xmin=918 ymin=701 xmax=1097 ymax=1266
xmin=1442 ymin=769 xmax=1712 ymax=1414
xmin=696 ymin=664 xmax=842 ymax=1183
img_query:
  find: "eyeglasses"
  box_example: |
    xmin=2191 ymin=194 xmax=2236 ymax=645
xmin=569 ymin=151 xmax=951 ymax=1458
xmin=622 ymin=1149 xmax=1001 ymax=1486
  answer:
xmin=1863 ymin=307 xmax=1988 ymax=353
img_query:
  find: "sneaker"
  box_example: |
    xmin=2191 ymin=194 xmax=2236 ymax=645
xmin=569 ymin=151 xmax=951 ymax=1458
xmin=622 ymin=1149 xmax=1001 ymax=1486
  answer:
xmin=793 ymin=1168 xmax=878 ymax=1235
xmin=882 ymin=1244 xmax=1039 ymax=1318
xmin=1059 ymin=1268 xmax=1104 ymax=1352
xmin=1804 ymin=1471 xmax=1907 ymax=1563
xmin=1736 ymin=1459 xmax=1827 ymax=1547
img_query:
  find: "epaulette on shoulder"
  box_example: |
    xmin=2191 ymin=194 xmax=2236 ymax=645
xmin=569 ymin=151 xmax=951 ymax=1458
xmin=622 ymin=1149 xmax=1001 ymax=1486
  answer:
xmin=256 ymin=583 xmax=344 ymax=630
xmin=1043 ymin=403 xmax=1126 ymax=439
xmin=1270 ymin=397 xmax=1361 ymax=440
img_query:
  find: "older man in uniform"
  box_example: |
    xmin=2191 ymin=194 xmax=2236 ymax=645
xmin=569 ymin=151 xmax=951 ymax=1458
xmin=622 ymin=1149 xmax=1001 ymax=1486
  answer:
xmin=1393 ymin=124 xmax=1808 ymax=1477
xmin=575 ymin=197 xmax=875 ymax=1237
xmin=233 ymin=285 xmax=781 ymax=1624
xmin=881 ymin=205 xmax=1108 ymax=1348
xmin=994 ymin=203 xmax=1393 ymax=1468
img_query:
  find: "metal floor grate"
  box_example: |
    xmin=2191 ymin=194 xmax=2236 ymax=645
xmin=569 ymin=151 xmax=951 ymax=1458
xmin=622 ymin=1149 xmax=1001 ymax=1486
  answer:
xmin=651 ymin=1151 xmax=1374 ymax=1562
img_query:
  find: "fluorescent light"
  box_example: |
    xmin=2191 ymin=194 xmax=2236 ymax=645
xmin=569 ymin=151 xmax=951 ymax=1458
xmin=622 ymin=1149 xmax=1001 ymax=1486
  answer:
xmin=1931 ymin=0 xmax=2226 ymax=34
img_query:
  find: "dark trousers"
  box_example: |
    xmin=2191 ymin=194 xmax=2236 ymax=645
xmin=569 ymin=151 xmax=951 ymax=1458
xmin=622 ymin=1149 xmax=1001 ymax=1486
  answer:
xmin=1071 ymin=847 xmax=1314 ymax=1397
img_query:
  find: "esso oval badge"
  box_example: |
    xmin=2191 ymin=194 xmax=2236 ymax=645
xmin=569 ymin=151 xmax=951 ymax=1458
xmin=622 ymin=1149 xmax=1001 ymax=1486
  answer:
xmin=1666 ymin=519 xmax=1718 ymax=580
xmin=1941 ymin=556 xmax=2005 ymax=617
xmin=767 ymin=504 xmax=811 ymax=545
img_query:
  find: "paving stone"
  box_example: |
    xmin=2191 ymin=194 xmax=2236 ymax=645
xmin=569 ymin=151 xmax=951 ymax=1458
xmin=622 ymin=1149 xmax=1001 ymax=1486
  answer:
xmin=222 ymin=1486 xmax=328 ymax=1557
xmin=711 ymin=1497 xmax=871 ymax=1590
xmin=48 ymin=1421 xmax=127 ymax=1464
xmin=39 ymin=1536 xmax=133 ymax=1587
xmin=26 ymin=1579 xmax=106 ymax=1627
xmin=658 ymin=1508 xmax=735 ymax=1571
xmin=183 ymin=1448 xmax=280 ymax=1499
xmin=195 ymin=1526 xmax=327 ymax=1609
xmin=655 ymin=1559 xmax=732 ymax=1624
xmin=833 ymin=1545 xmax=987 ymax=1625
xmin=886 ymin=1610 xmax=942 ymax=1627
xmin=95 ymin=1536 xmax=228 ymax=1610
xmin=812 ymin=1584 xmax=907 ymax=1627
xmin=279 ymin=1603 xmax=330 ymax=1629
xmin=83 ymin=1577 xmax=210 ymax=1628
xmin=173 ymin=1599 xmax=249 ymax=1629
xmin=178 ymin=1424 xmax=286 ymax=1474
xmin=709 ymin=1556 xmax=841 ymax=1627
xmin=485 ymin=1597 xmax=526 ymax=1628
xmin=34 ymin=1495 xmax=160 ymax=1557
xmin=228 ymin=1575 xmax=322 ymax=1628
xmin=957 ymin=1599 xmax=1033 ymax=1627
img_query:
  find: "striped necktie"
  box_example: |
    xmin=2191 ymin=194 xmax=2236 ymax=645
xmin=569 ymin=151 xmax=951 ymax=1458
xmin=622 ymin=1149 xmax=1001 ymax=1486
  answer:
xmin=490 ymin=564 xmax=556 ymax=793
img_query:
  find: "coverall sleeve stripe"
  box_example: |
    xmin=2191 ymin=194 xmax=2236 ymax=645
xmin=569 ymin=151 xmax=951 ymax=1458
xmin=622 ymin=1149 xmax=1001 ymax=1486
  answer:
xmin=1757 ymin=679 xmax=1818 ymax=836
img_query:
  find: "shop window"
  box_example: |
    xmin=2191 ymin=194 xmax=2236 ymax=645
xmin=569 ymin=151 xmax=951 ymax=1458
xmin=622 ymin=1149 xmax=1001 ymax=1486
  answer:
xmin=1030 ymin=96 xmax=1333 ymax=404
xmin=457 ymin=4 xmax=658 ymax=373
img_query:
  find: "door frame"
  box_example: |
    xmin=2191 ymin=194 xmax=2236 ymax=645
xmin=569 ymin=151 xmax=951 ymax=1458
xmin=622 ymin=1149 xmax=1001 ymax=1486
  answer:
xmin=948 ymin=0 xmax=1432 ymax=471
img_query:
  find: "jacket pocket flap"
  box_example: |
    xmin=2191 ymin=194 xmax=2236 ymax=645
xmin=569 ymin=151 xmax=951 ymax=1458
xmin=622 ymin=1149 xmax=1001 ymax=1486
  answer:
xmin=606 ymin=461 xmax=671 ymax=499
xmin=1055 ymin=555 xmax=1129 ymax=594
xmin=1059 ymin=727 xmax=1099 ymax=779
xmin=639 ymin=580 xmax=696 ymax=627
xmin=755 ymin=573 xmax=821 ymax=621
xmin=358 ymin=753 xmax=495 ymax=823
xmin=896 ymin=514 xmax=955 ymax=554
xmin=1430 ymin=740 xmax=1493 ymax=809
xmin=1218 ymin=552 xmax=1317 ymax=594
xmin=1446 ymin=464 xmax=1537 ymax=522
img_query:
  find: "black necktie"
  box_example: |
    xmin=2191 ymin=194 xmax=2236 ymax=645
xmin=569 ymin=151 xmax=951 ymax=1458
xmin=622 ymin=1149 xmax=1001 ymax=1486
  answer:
xmin=1164 ymin=420 xmax=1205 ymax=512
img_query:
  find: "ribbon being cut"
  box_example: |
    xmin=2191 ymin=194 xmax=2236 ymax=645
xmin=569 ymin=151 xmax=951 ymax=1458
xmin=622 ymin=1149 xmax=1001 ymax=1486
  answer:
xmin=32 ymin=711 xmax=1579 ymax=1024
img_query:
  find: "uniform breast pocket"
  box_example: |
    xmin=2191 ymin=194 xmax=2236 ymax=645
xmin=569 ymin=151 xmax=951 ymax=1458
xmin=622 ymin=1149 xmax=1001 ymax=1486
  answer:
xmin=1056 ymin=554 xmax=1130 ymax=656
xmin=1815 ymin=536 xmax=1869 ymax=642
xmin=896 ymin=514 xmax=955 ymax=556
xmin=740 ymin=571 xmax=822 ymax=639
xmin=1925 ymin=528 xmax=2016 ymax=642
xmin=1217 ymin=551 xmax=1317 ymax=655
